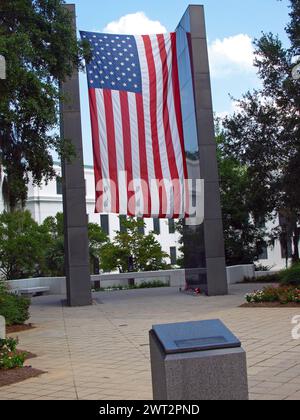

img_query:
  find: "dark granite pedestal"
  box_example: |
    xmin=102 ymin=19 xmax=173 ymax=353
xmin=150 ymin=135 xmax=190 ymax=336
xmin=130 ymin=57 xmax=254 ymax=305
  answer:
xmin=149 ymin=320 xmax=249 ymax=401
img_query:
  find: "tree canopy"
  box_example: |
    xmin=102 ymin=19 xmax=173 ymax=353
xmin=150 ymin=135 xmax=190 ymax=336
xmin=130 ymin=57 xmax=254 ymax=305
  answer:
xmin=217 ymin=131 xmax=268 ymax=266
xmin=100 ymin=217 xmax=170 ymax=273
xmin=0 ymin=0 xmax=89 ymax=210
xmin=222 ymin=0 xmax=300 ymax=262
xmin=0 ymin=210 xmax=49 ymax=279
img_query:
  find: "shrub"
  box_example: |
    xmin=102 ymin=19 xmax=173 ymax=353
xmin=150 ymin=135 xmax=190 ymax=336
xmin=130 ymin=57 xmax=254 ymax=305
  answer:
xmin=0 ymin=338 xmax=26 ymax=370
xmin=0 ymin=292 xmax=30 ymax=326
xmin=95 ymin=280 xmax=170 ymax=292
xmin=245 ymin=286 xmax=300 ymax=304
xmin=255 ymin=264 xmax=272 ymax=272
xmin=280 ymin=263 xmax=300 ymax=286
xmin=137 ymin=280 xmax=169 ymax=289
xmin=243 ymin=274 xmax=280 ymax=283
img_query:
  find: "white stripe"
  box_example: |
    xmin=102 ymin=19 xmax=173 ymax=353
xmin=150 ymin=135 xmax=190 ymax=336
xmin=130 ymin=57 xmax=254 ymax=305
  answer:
xmin=128 ymin=92 xmax=145 ymax=217
xmin=150 ymin=35 xmax=172 ymax=217
xmin=95 ymin=89 xmax=112 ymax=213
xmin=111 ymin=90 xmax=127 ymax=215
xmin=164 ymin=34 xmax=185 ymax=217
xmin=135 ymin=35 xmax=160 ymax=217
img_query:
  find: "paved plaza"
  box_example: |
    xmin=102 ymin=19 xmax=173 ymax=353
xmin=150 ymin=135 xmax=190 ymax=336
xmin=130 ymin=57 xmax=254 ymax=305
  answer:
xmin=1 ymin=284 xmax=300 ymax=400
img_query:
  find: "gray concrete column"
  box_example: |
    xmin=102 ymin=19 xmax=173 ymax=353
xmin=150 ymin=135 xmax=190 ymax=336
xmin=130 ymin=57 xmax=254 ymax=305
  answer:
xmin=60 ymin=4 xmax=92 ymax=306
xmin=179 ymin=6 xmax=228 ymax=295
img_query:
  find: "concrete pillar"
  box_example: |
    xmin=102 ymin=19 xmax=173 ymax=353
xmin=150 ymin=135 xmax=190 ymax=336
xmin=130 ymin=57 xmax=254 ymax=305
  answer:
xmin=178 ymin=6 xmax=228 ymax=295
xmin=60 ymin=4 xmax=92 ymax=306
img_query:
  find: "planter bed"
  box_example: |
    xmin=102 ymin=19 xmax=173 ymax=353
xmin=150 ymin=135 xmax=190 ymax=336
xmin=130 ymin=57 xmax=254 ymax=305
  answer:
xmin=241 ymin=302 xmax=300 ymax=308
xmin=6 ymin=324 xmax=35 ymax=334
xmin=0 ymin=367 xmax=45 ymax=388
xmin=0 ymin=351 xmax=45 ymax=388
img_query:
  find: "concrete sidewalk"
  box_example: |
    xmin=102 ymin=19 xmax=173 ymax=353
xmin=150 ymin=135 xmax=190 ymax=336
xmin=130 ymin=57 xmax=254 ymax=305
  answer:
xmin=1 ymin=284 xmax=300 ymax=400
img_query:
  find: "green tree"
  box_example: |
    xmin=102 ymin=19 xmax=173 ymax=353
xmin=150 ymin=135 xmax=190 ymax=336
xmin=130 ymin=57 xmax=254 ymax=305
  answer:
xmin=0 ymin=0 xmax=90 ymax=210
xmin=175 ymin=137 xmax=268 ymax=268
xmin=42 ymin=213 xmax=109 ymax=276
xmin=223 ymin=0 xmax=300 ymax=263
xmin=217 ymin=132 xmax=268 ymax=265
xmin=0 ymin=210 xmax=49 ymax=280
xmin=103 ymin=217 xmax=169 ymax=273
xmin=42 ymin=212 xmax=65 ymax=276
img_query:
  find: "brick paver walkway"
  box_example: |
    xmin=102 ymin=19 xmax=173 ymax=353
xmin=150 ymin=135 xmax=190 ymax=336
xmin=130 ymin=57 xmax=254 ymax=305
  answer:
xmin=1 ymin=284 xmax=300 ymax=400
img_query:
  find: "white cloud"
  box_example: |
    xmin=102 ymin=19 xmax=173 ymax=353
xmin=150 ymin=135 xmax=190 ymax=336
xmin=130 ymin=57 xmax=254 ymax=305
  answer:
xmin=103 ymin=12 xmax=167 ymax=35
xmin=209 ymin=34 xmax=255 ymax=78
xmin=216 ymin=101 xmax=244 ymax=120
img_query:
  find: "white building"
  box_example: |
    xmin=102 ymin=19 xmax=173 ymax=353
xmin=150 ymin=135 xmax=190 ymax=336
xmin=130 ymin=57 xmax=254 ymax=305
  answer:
xmin=22 ymin=163 xmax=181 ymax=267
xmin=0 ymin=163 xmax=297 ymax=271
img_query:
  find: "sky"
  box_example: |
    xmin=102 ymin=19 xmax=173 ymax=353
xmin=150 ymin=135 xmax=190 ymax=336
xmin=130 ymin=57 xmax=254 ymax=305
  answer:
xmin=71 ymin=0 xmax=291 ymax=166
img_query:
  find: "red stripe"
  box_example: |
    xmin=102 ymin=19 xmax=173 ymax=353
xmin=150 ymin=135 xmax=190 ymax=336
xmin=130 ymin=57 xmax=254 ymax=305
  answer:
xmin=89 ymin=89 xmax=103 ymax=213
xmin=136 ymin=93 xmax=151 ymax=217
xmin=157 ymin=34 xmax=181 ymax=216
xmin=103 ymin=89 xmax=119 ymax=213
xmin=170 ymin=32 xmax=190 ymax=216
xmin=119 ymin=91 xmax=135 ymax=216
xmin=143 ymin=35 xmax=167 ymax=218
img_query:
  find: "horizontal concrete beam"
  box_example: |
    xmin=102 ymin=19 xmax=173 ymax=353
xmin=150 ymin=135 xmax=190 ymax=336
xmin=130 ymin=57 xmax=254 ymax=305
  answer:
xmin=7 ymin=270 xmax=186 ymax=295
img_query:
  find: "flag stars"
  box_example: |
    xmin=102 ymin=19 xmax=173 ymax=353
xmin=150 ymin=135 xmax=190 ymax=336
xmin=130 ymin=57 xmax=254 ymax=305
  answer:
xmin=84 ymin=32 xmax=141 ymax=92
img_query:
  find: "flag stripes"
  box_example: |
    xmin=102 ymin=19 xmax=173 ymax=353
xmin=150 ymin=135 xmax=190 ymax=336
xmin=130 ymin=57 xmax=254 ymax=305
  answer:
xmin=85 ymin=31 xmax=189 ymax=218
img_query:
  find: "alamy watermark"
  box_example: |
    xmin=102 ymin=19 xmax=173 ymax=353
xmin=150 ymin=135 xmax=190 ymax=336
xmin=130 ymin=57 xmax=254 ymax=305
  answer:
xmin=291 ymin=316 xmax=300 ymax=340
xmin=95 ymin=173 xmax=204 ymax=226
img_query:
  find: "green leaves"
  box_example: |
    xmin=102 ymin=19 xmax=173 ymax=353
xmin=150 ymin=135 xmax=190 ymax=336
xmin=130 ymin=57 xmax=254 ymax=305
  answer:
xmin=0 ymin=338 xmax=26 ymax=370
xmin=0 ymin=210 xmax=50 ymax=280
xmin=0 ymin=0 xmax=90 ymax=210
xmin=217 ymin=132 xmax=268 ymax=265
xmin=222 ymin=0 xmax=300 ymax=263
xmin=100 ymin=217 xmax=169 ymax=273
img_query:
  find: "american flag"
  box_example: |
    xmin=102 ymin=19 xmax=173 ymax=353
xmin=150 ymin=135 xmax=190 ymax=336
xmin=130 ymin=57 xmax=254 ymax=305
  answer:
xmin=80 ymin=31 xmax=189 ymax=218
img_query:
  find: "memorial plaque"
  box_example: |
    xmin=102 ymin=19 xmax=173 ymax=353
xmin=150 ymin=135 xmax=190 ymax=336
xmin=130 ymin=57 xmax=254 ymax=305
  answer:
xmin=152 ymin=319 xmax=241 ymax=354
